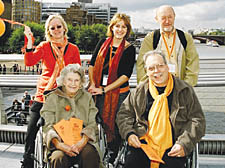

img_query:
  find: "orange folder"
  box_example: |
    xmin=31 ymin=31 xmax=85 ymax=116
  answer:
xmin=140 ymin=144 xmax=165 ymax=164
xmin=53 ymin=118 xmax=83 ymax=146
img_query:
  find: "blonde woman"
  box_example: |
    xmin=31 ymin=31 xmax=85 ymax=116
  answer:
xmin=21 ymin=14 xmax=81 ymax=168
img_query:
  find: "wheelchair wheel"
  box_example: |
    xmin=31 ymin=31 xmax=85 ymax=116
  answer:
xmin=185 ymin=145 xmax=198 ymax=168
xmin=114 ymin=141 xmax=127 ymax=168
xmin=34 ymin=128 xmax=46 ymax=168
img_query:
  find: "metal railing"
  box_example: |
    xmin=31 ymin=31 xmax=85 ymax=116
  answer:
xmin=0 ymin=58 xmax=225 ymax=87
xmin=0 ymin=57 xmax=225 ymax=155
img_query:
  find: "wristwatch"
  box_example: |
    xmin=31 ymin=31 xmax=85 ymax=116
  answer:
xmin=102 ymin=87 xmax=105 ymax=94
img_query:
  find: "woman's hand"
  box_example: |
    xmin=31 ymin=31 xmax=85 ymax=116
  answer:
xmin=87 ymin=83 xmax=96 ymax=93
xmin=24 ymin=26 xmax=33 ymax=49
xmin=88 ymin=84 xmax=104 ymax=95
xmin=24 ymin=26 xmax=33 ymax=40
xmin=56 ymin=142 xmax=77 ymax=157
xmin=71 ymin=135 xmax=89 ymax=154
xmin=91 ymin=87 xmax=104 ymax=95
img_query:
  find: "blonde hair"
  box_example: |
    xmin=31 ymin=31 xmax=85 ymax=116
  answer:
xmin=106 ymin=13 xmax=132 ymax=39
xmin=45 ymin=14 xmax=68 ymax=41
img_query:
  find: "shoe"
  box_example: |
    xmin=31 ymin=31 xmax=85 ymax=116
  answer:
xmin=20 ymin=158 xmax=34 ymax=168
xmin=20 ymin=160 xmax=26 ymax=168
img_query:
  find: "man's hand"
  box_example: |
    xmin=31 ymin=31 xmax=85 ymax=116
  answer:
xmin=128 ymin=134 xmax=141 ymax=148
xmin=168 ymin=144 xmax=185 ymax=157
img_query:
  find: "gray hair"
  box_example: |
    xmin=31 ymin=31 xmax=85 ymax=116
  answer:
xmin=56 ymin=64 xmax=86 ymax=87
xmin=143 ymin=50 xmax=167 ymax=68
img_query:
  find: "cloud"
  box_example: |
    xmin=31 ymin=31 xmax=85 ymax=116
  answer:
xmin=43 ymin=0 xmax=225 ymax=29
xmin=94 ymin=0 xmax=217 ymax=11
xmin=174 ymin=0 xmax=225 ymax=29
xmin=102 ymin=0 xmax=225 ymax=29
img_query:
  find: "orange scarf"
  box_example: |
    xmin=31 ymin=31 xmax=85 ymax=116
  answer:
xmin=140 ymin=73 xmax=173 ymax=168
xmin=45 ymin=37 xmax=68 ymax=91
xmin=93 ymin=37 xmax=125 ymax=142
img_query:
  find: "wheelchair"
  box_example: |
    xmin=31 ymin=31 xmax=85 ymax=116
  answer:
xmin=34 ymin=116 xmax=198 ymax=168
xmin=112 ymin=141 xmax=199 ymax=168
xmin=33 ymin=116 xmax=111 ymax=168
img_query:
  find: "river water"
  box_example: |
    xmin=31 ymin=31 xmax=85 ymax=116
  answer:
xmin=196 ymin=43 xmax=225 ymax=58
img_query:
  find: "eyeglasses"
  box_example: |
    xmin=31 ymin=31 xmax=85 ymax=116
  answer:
xmin=50 ymin=25 xmax=62 ymax=31
xmin=147 ymin=64 xmax=166 ymax=72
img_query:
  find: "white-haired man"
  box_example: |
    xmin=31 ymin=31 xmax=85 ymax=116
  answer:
xmin=137 ymin=5 xmax=199 ymax=86
xmin=117 ymin=50 xmax=205 ymax=168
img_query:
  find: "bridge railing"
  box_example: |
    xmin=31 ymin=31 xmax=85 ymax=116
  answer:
xmin=1 ymin=58 xmax=225 ymax=87
xmin=0 ymin=58 xmax=225 ymax=159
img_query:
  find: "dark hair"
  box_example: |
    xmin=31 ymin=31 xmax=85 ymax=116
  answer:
xmin=106 ymin=13 xmax=132 ymax=39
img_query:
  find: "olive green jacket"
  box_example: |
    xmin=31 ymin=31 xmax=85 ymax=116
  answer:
xmin=40 ymin=87 xmax=103 ymax=166
xmin=136 ymin=30 xmax=199 ymax=86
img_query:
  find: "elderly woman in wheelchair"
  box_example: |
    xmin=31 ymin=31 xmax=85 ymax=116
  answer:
xmin=40 ymin=64 xmax=101 ymax=168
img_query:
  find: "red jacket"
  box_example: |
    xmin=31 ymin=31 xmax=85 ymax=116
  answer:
xmin=24 ymin=41 xmax=81 ymax=102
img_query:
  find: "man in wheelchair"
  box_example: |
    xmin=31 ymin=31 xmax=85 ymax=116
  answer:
xmin=116 ymin=51 xmax=206 ymax=168
xmin=40 ymin=64 xmax=101 ymax=168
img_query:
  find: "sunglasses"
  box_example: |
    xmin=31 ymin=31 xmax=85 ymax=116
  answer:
xmin=50 ymin=25 xmax=62 ymax=31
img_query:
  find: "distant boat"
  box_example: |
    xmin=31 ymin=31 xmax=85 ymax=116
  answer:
xmin=206 ymin=40 xmax=219 ymax=47
xmin=212 ymin=40 xmax=219 ymax=47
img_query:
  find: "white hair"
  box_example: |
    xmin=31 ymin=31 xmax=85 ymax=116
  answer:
xmin=56 ymin=64 xmax=86 ymax=87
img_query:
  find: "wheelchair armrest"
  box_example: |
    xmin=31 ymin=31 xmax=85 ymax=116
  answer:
xmin=37 ymin=117 xmax=45 ymax=127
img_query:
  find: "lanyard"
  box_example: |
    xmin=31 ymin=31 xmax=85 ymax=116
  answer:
xmin=161 ymin=32 xmax=176 ymax=59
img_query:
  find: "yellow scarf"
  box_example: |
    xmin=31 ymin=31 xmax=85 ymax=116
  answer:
xmin=140 ymin=73 xmax=173 ymax=168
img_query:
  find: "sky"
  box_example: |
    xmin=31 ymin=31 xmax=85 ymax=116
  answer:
xmin=42 ymin=0 xmax=225 ymax=30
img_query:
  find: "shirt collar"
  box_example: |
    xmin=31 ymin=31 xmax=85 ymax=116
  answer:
xmin=161 ymin=28 xmax=176 ymax=38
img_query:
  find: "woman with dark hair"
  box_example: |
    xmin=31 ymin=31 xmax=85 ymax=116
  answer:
xmin=88 ymin=13 xmax=136 ymax=165
xmin=21 ymin=14 xmax=81 ymax=168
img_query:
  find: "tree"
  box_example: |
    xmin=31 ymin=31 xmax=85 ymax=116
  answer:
xmin=8 ymin=22 xmax=44 ymax=53
xmin=7 ymin=22 xmax=108 ymax=54
xmin=8 ymin=26 xmax=24 ymax=53
xmin=75 ymin=24 xmax=107 ymax=54
xmin=67 ymin=24 xmax=80 ymax=44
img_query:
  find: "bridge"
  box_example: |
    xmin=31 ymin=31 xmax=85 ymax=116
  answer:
xmin=134 ymin=32 xmax=225 ymax=45
xmin=193 ymin=35 xmax=225 ymax=45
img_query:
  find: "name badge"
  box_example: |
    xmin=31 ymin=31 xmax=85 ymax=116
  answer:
xmin=168 ymin=63 xmax=176 ymax=73
xmin=102 ymin=75 xmax=108 ymax=86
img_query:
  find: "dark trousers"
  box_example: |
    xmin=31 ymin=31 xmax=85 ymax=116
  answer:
xmin=96 ymin=91 xmax=129 ymax=164
xmin=50 ymin=143 xmax=100 ymax=168
xmin=22 ymin=101 xmax=43 ymax=168
xmin=124 ymin=146 xmax=186 ymax=168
